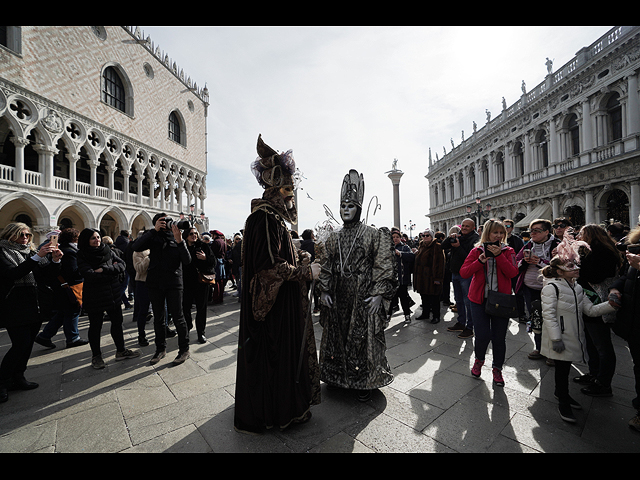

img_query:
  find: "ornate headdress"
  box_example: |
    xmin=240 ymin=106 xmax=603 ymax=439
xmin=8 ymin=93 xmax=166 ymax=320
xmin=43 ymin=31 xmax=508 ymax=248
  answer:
xmin=250 ymin=134 xmax=296 ymax=189
xmin=340 ymin=169 xmax=365 ymax=208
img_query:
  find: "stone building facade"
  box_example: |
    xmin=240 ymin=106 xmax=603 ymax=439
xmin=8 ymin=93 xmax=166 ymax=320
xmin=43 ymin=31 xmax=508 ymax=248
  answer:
xmin=0 ymin=26 xmax=209 ymax=243
xmin=427 ymin=26 xmax=640 ymax=234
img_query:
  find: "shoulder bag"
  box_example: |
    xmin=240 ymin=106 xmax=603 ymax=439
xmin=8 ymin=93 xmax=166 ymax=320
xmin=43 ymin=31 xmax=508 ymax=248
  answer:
xmin=484 ymin=258 xmax=518 ymax=318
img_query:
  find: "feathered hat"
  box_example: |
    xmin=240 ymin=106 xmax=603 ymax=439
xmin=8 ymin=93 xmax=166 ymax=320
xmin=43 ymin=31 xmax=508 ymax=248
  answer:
xmin=250 ymin=134 xmax=296 ymax=189
xmin=555 ymin=228 xmax=590 ymax=271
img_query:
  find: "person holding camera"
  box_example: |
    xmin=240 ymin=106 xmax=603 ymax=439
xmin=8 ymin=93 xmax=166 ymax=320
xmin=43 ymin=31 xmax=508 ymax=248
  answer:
xmin=574 ymin=224 xmax=623 ymax=397
xmin=182 ymin=227 xmax=215 ymax=343
xmin=442 ymin=219 xmax=480 ymax=338
xmin=134 ymin=213 xmax=191 ymax=366
xmin=0 ymin=223 xmax=62 ymax=402
xmin=609 ymin=220 xmax=640 ymax=432
xmin=460 ymin=219 xmax=519 ymax=387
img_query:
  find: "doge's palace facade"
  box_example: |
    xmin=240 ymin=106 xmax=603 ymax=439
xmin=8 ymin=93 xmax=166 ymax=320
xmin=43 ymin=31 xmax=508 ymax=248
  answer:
xmin=0 ymin=26 xmax=209 ymax=243
xmin=427 ymin=26 xmax=640 ymax=234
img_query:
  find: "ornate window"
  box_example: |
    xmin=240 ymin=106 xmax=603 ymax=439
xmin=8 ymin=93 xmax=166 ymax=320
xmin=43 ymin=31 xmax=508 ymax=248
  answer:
xmin=568 ymin=115 xmax=580 ymax=156
xmin=102 ymin=66 xmax=126 ymax=113
xmin=168 ymin=111 xmax=186 ymax=146
xmin=607 ymin=93 xmax=622 ymax=141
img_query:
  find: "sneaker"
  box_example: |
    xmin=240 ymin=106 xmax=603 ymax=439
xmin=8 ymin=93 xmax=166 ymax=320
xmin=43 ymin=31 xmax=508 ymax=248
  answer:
xmin=492 ymin=368 xmax=505 ymax=387
xmin=91 ymin=355 xmax=105 ymax=369
xmin=150 ymin=350 xmax=166 ymax=365
xmin=115 ymin=349 xmax=140 ymax=361
xmin=447 ymin=322 xmax=465 ymax=332
xmin=172 ymin=350 xmax=190 ymax=365
xmin=573 ymin=373 xmax=595 ymax=385
xmin=66 ymin=338 xmax=88 ymax=348
xmin=404 ymin=314 xmax=412 ymax=324
xmin=430 ymin=317 xmax=440 ymax=324
xmin=581 ymin=380 xmax=613 ymax=397
xmin=629 ymin=414 xmax=640 ymax=433
xmin=554 ymin=395 xmax=582 ymax=410
xmin=528 ymin=349 xmax=544 ymax=360
xmin=457 ymin=328 xmax=474 ymax=339
xmin=558 ymin=403 xmax=577 ymax=423
xmin=35 ymin=335 xmax=56 ymax=349
xmin=471 ymin=359 xmax=484 ymax=378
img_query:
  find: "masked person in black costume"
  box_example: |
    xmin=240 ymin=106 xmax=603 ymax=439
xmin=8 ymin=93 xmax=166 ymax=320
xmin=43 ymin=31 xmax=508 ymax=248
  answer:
xmin=234 ymin=135 xmax=321 ymax=434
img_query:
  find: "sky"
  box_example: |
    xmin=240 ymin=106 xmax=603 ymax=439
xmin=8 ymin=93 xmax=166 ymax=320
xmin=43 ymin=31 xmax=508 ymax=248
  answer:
xmin=141 ymin=25 xmax=613 ymax=238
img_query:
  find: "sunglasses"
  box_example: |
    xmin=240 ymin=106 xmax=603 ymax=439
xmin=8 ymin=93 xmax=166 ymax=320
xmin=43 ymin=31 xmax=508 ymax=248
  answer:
xmin=531 ymin=228 xmax=547 ymax=234
xmin=18 ymin=232 xmax=33 ymax=238
xmin=505 ymin=224 xmax=513 ymax=228
xmin=553 ymin=223 xmax=567 ymax=229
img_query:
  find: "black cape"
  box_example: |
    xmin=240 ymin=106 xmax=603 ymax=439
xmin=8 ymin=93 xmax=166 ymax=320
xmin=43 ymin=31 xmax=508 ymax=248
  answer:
xmin=234 ymin=200 xmax=320 ymax=433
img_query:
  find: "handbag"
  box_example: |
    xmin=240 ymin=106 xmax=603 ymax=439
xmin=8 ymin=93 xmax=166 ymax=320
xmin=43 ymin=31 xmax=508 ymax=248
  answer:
xmin=484 ymin=259 xmax=518 ymax=318
xmin=197 ymin=270 xmax=216 ymax=284
xmin=58 ymin=275 xmax=83 ymax=307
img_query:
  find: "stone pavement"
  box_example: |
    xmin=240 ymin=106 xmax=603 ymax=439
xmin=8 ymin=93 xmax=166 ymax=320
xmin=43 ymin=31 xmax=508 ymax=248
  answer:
xmin=1 ymin=286 xmax=639 ymax=453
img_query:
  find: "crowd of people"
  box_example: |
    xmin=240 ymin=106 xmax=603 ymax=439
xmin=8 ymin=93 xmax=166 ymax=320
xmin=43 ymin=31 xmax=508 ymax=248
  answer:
xmin=386 ymin=215 xmax=640 ymax=428
xmin=1 ymin=206 xmax=639 ymax=435
xmin=0 ymin=218 xmax=243 ymax=403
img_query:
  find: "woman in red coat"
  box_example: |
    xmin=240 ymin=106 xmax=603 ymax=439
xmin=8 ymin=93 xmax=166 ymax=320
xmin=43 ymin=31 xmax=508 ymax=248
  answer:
xmin=460 ymin=219 xmax=518 ymax=387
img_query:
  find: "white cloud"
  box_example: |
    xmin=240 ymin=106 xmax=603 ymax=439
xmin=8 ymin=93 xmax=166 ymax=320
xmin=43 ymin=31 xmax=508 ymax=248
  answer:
xmin=141 ymin=25 xmax=613 ymax=237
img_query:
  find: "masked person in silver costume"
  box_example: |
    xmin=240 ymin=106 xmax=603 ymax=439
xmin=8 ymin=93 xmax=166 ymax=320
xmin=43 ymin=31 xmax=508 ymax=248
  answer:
xmin=318 ymin=170 xmax=397 ymax=402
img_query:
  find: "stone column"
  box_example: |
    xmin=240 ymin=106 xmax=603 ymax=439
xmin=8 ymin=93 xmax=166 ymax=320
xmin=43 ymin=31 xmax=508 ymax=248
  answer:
xmin=10 ymin=136 xmax=28 ymax=184
xmin=582 ymin=99 xmax=593 ymax=151
xmin=627 ymin=73 xmax=640 ymax=136
xmin=387 ymin=169 xmax=404 ymax=229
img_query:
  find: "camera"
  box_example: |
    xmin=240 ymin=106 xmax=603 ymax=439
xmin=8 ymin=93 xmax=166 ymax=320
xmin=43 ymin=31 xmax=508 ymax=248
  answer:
xmin=162 ymin=217 xmax=192 ymax=230
xmin=616 ymin=243 xmax=640 ymax=254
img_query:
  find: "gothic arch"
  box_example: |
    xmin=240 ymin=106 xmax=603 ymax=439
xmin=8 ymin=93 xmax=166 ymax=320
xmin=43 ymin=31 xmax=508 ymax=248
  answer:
xmin=54 ymin=199 xmax=96 ymax=229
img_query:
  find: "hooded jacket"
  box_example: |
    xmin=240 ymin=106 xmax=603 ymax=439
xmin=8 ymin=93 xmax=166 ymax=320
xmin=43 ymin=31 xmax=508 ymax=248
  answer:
xmin=540 ymin=277 xmax=616 ymax=363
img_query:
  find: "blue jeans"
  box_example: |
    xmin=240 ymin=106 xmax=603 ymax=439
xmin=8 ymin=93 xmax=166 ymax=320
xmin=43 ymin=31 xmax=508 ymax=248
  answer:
xmin=452 ymin=273 xmax=473 ymax=329
xmin=40 ymin=306 xmax=81 ymax=345
xmin=469 ymin=301 xmax=509 ymax=369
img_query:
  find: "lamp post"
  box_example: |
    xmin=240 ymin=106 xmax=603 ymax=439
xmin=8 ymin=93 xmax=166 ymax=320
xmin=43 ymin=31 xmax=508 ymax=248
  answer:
xmin=403 ymin=220 xmax=416 ymax=241
xmin=467 ymin=197 xmax=491 ymax=228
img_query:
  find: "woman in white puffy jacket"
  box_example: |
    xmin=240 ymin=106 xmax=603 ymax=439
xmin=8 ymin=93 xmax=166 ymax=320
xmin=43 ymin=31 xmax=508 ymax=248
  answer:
xmin=540 ymin=256 xmax=618 ymax=423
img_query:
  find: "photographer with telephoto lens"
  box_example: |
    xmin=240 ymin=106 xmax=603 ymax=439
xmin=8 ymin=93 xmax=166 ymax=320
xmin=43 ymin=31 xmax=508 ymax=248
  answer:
xmin=134 ymin=213 xmax=192 ymax=366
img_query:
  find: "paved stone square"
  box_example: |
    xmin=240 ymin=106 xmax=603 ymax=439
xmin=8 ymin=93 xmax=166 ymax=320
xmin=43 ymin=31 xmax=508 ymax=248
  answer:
xmin=1 ymin=287 xmax=638 ymax=453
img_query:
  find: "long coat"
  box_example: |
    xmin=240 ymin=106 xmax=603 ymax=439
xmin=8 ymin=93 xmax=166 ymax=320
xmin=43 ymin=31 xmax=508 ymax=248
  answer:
xmin=317 ymin=222 xmax=396 ymax=390
xmin=413 ymin=240 xmax=445 ymax=296
xmin=540 ymin=277 xmax=616 ymax=364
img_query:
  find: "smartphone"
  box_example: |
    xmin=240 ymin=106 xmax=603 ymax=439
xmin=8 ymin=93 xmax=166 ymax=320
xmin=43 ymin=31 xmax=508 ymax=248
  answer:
xmin=49 ymin=234 xmax=58 ymax=247
xmin=483 ymin=241 xmax=498 ymax=257
xmin=524 ymin=249 xmax=531 ymax=259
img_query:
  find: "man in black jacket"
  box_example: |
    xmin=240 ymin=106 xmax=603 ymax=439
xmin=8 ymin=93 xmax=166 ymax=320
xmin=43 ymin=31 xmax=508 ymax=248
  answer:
xmin=442 ymin=218 xmax=480 ymax=338
xmin=134 ymin=213 xmax=191 ymax=365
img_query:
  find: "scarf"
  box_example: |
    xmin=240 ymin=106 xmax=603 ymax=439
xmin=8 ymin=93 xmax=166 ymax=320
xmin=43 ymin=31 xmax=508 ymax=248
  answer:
xmin=77 ymin=243 xmax=112 ymax=269
xmin=0 ymin=239 xmax=48 ymax=286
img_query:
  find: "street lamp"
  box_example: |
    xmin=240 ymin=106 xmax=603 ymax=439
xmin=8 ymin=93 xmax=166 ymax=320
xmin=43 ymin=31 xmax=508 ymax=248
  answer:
xmin=403 ymin=220 xmax=416 ymax=240
xmin=466 ymin=197 xmax=491 ymax=228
